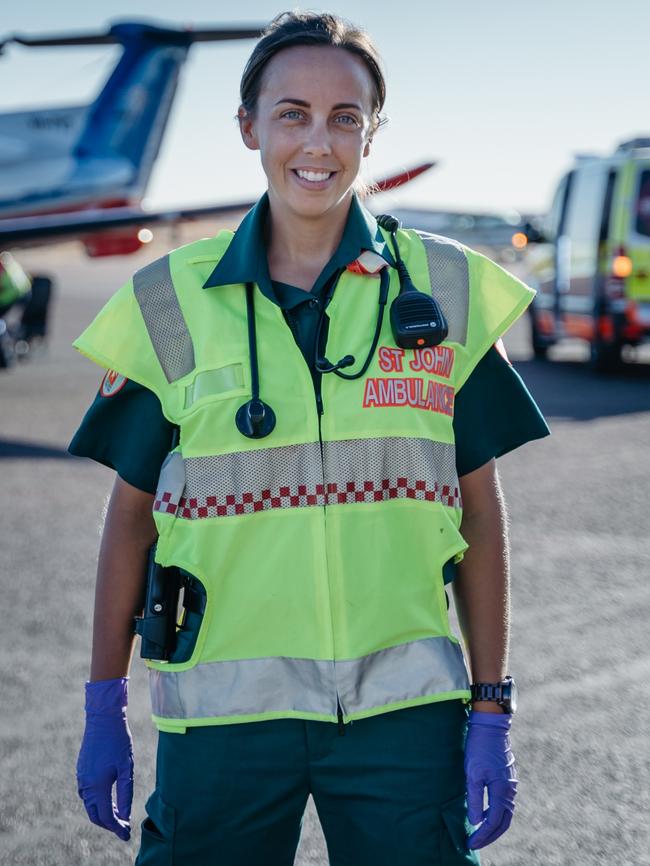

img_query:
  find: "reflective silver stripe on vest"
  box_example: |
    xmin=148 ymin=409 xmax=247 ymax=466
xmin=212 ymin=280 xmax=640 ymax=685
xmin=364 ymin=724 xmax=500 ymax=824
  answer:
xmin=152 ymin=436 xmax=461 ymax=519
xmin=179 ymin=441 xmax=326 ymax=516
xmin=153 ymin=451 xmax=186 ymax=515
xmin=323 ymin=436 xmax=459 ymax=507
xmin=336 ymin=635 xmax=469 ymax=715
xmin=149 ymin=636 xmax=469 ymax=720
xmin=415 ymin=231 xmax=469 ymax=345
xmin=150 ymin=657 xmax=337 ymax=719
xmin=133 ymin=255 xmax=195 ymax=382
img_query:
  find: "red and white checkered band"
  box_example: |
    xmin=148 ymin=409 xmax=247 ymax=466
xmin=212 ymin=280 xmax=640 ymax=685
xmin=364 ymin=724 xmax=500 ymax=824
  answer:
xmin=153 ymin=437 xmax=462 ymax=520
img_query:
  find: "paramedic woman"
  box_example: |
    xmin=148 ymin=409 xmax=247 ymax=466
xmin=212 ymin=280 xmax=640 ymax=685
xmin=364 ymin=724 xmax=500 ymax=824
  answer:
xmin=73 ymin=11 xmax=549 ymax=866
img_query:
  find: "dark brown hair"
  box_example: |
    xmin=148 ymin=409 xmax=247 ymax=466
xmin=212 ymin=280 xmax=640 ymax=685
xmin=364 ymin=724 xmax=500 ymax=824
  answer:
xmin=239 ymin=10 xmax=387 ymax=135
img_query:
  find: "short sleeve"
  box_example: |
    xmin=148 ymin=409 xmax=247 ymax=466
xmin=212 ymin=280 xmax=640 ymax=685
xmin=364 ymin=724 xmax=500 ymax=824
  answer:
xmin=68 ymin=376 xmax=176 ymax=494
xmin=453 ymin=346 xmax=550 ymax=477
xmin=72 ymin=276 xmax=171 ymax=407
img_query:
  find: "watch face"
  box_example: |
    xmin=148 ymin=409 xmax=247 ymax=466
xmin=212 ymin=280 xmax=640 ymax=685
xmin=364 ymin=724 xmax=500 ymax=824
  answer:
xmin=504 ymin=677 xmax=517 ymax=714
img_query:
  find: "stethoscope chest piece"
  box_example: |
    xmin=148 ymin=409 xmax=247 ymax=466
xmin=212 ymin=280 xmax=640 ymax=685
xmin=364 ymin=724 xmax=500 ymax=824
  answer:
xmin=236 ymin=398 xmax=276 ymax=439
xmin=236 ymin=283 xmax=277 ymax=439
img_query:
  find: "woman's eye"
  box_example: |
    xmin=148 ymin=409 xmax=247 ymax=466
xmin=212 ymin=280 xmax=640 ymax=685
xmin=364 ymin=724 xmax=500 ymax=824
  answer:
xmin=335 ymin=114 xmax=360 ymax=126
xmin=281 ymin=109 xmax=303 ymax=120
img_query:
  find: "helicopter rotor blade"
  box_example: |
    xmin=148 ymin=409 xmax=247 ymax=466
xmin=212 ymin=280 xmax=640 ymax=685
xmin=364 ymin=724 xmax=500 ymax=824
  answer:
xmin=371 ymin=161 xmax=437 ymax=193
xmin=0 ymin=22 xmax=266 ymax=54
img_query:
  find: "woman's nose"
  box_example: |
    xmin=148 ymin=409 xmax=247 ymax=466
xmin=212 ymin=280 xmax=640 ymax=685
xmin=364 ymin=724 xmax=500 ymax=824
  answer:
xmin=302 ymin=118 xmax=333 ymax=156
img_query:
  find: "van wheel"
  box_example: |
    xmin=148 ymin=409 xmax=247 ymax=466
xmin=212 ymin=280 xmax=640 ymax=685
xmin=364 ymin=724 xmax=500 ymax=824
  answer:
xmin=0 ymin=323 xmax=13 ymax=369
xmin=0 ymin=339 xmax=12 ymax=369
xmin=532 ymin=338 xmax=549 ymax=360
xmin=590 ymin=337 xmax=622 ymax=373
xmin=529 ymin=307 xmax=549 ymax=360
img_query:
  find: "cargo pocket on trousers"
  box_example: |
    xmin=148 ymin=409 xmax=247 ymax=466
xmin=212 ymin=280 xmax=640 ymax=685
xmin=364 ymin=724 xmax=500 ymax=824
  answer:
xmin=439 ymin=792 xmax=481 ymax=865
xmin=135 ymin=790 xmax=175 ymax=866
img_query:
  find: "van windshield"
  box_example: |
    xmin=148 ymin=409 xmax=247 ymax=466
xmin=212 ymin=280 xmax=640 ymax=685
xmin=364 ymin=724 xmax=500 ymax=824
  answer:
xmin=635 ymin=169 xmax=650 ymax=237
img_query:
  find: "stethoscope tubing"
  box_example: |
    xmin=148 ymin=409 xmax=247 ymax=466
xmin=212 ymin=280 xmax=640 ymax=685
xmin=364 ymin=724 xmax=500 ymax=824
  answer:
xmin=314 ymin=266 xmax=391 ymax=379
xmin=236 ymin=223 xmax=446 ymax=438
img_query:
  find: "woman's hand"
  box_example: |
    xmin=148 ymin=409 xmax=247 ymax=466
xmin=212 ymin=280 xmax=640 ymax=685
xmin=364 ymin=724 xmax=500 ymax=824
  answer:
xmin=77 ymin=477 xmax=156 ymax=837
xmin=464 ymin=709 xmax=517 ymax=850
xmin=77 ymin=677 xmax=134 ymax=841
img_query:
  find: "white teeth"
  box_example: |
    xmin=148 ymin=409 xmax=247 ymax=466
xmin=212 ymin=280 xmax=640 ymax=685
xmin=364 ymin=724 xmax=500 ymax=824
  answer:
xmin=296 ymin=169 xmax=332 ymax=182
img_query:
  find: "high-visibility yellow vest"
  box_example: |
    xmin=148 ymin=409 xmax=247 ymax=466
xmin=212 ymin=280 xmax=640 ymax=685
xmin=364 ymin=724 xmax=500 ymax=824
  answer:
xmin=74 ymin=222 xmax=534 ymax=733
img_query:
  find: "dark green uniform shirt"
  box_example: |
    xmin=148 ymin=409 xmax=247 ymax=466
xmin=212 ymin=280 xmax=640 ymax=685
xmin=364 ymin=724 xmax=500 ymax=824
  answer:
xmin=70 ymin=193 xmax=549 ymax=582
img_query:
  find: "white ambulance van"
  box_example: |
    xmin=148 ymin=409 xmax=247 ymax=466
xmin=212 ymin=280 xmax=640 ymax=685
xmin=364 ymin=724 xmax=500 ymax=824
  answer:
xmin=527 ymin=137 xmax=650 ymax=371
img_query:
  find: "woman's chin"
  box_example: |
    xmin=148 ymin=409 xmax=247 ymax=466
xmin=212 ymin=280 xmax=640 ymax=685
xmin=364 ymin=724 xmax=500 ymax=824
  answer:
xmin=274 ymin=187 xmax=352 ymax=220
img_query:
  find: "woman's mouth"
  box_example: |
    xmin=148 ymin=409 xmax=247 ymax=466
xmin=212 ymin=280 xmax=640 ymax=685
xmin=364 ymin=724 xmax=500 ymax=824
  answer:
xmin=291 ymin=168 xmax=337 ymax=189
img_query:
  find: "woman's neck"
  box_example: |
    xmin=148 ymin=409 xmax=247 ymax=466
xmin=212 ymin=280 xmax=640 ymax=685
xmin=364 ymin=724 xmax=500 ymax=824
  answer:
xmin=265 ymin=192 xmax=352 ymax=288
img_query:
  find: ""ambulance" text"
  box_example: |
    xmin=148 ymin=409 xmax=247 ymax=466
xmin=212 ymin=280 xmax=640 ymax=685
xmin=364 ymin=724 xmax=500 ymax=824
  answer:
xmin=362 ymin=377 xmax=454 ymax=416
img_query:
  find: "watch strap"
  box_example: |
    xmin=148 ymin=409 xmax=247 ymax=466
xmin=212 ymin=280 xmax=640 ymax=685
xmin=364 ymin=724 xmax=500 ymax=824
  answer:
xmin=470 ymin=681 xmax=507 ymax=702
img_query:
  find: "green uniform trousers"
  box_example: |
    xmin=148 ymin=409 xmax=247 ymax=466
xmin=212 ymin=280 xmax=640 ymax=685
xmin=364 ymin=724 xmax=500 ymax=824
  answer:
xmin=135 ymin=699 xmax=480 ymax=866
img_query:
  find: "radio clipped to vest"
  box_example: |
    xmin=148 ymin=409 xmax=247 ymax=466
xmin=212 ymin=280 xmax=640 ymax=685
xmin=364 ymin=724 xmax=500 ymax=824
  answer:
xmin=134 ymin=545 xmax=182 ymax=661
xmin=375 ymin=214 xmax=449 ymax=350
xmin=134 ymin=544 xmax=206 ymax=662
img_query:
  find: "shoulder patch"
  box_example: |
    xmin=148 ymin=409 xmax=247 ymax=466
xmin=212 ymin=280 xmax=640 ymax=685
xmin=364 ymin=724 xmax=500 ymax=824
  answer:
xmin=99 ymin=369 xmax=128 ymax=397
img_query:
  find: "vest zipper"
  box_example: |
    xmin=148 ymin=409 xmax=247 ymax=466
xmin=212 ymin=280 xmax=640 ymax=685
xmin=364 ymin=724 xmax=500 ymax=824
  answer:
xmin=305 ymin=287 xmax=347 ymax=735
xmin=316 ymin=366 xmax=346 ymax=735
xmin=283 ymin=307 xmax=324 ymax=416
xmin=337 ymin=698 xmax=346 ymax=736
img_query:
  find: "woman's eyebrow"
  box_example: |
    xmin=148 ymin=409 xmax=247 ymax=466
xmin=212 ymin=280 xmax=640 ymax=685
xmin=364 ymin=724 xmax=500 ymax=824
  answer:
xmin=274 ymin=98 xmax=363 ymax=111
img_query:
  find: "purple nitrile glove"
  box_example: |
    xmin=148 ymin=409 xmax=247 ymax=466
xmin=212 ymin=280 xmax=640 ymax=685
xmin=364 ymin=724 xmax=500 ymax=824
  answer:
xmin=464 ymin=709 xmax=517 ymax=850
xmin=76 ymin=677 xmax=134 ymax=842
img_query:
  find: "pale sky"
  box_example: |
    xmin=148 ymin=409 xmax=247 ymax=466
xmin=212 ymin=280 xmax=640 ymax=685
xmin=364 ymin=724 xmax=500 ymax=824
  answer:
xmin=3 ymin=0 xmax=650 ymax=217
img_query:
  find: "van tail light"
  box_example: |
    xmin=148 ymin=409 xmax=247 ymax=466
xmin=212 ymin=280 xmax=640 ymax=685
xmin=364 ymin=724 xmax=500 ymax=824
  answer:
xmin=622 ymin=302 xmax=645 ymax=340
xmin=597 ymin=315 xmax=615 ymax=340
xmin=605 ymin=245 xmax=632 ymax=298
xmin=611 ymin=247 xmax=633 ymax=278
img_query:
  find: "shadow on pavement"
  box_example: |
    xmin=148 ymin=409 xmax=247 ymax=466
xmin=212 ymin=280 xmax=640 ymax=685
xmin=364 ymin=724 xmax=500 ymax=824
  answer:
xmin=512 ymin=359 xmax=650 ymax=421
xmin=0 ymin=439 xmax=72 ymax=459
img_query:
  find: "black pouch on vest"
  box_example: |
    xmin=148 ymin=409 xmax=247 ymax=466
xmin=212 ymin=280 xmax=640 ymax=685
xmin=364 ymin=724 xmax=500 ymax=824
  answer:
xmin=134 ymin=544 xmax=182 ymax=661
xmin=134 ymin=545 xmax=207 ymax=662
xmin=168 ymin=573 xmax=206 ymax=664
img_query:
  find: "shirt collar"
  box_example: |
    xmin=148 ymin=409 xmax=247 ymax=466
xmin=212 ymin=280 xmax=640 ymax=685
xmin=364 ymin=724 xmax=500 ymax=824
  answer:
xmin=202 ymin=191 xmax=394 ymax=301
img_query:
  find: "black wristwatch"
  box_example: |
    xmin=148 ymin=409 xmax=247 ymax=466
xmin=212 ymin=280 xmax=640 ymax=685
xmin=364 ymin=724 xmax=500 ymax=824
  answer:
xmin=470 ymin=675 xmax=517 ymax=714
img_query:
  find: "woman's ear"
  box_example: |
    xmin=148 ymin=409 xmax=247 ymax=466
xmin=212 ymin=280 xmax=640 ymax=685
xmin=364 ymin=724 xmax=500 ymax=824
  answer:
xmin=238 ymin=106 xmax=259 ymax=151
xmin=363 ymin=137 xmax=372 ymax=158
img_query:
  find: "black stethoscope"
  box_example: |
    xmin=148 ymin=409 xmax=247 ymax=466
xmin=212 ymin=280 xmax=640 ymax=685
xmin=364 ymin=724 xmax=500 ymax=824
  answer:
xmin=236 ymin=215 xmax=449 ymax=439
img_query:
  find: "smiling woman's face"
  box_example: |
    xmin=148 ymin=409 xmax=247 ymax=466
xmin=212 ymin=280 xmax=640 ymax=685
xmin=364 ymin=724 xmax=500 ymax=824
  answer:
xmin=238 ymin=44 xmax=375 ymax=223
